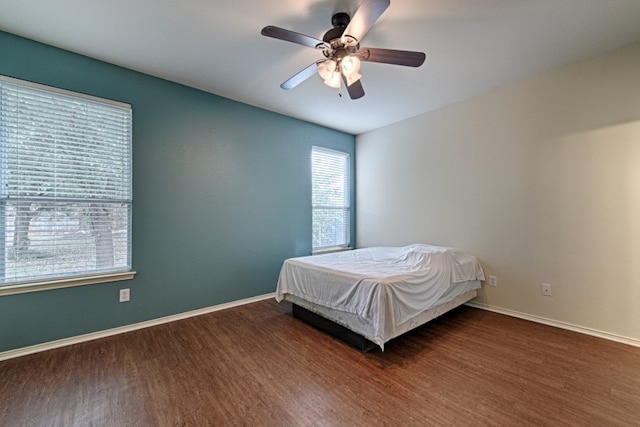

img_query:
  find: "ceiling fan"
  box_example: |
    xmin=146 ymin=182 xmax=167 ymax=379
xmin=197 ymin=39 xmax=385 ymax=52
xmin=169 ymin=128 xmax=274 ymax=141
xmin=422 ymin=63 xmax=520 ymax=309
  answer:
xmin=261 ymin=0 xmax=426 ymax=99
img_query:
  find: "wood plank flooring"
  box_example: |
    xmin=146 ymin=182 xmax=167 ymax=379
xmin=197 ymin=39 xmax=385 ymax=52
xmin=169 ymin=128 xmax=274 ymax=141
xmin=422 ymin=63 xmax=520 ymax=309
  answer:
xmin=1 ymin=299 xmax=639 ymax=426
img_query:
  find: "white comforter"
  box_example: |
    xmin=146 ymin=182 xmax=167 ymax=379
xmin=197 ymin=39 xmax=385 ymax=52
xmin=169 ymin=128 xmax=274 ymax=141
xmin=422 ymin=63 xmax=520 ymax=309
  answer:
xmin=276 ymin=244 xmax=485 ymax=343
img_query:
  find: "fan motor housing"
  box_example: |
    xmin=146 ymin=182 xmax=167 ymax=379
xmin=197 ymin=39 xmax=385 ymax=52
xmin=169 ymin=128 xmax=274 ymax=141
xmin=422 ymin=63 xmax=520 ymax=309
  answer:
xmin=323 ymin=12 xmax=350 ymax=43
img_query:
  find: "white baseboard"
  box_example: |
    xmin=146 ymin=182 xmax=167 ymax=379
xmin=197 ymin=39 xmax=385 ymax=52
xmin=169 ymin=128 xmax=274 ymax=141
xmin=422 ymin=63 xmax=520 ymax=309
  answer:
xmin=5 ymin=295 xmax=637 ymax=362
xmin=0 ymin=293 xmax=276 ymax=362
xmin=466 ymin=301 xmax=640 ymax=348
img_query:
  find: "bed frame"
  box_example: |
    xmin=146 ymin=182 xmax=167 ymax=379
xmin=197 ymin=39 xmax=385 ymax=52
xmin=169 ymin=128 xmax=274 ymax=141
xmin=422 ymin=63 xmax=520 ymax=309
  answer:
xmin=286 ymin=288 xmax=478 ymax=351
xmin=292 ymin=304 xmax=379 ymax=352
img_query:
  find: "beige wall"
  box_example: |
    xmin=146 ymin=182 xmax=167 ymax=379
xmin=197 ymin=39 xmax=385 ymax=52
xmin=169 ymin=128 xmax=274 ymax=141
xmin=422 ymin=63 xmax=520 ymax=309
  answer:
xmin=356 ymin=43 xmax=640 ymax=343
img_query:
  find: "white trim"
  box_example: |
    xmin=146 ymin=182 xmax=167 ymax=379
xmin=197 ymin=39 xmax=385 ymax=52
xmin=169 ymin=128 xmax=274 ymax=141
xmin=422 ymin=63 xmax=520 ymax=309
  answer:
xmin=0 ymin=271 xmax=137 ymax=297
xmin=312 ymin=246 xmax=353 ymax=255
xmin=466 ymin=301 xmax=640 ymax=348
xmin=6 ymin=293 xmax=635 ymax=362
xmin=0 ymin=292 xmax=276 ymax=361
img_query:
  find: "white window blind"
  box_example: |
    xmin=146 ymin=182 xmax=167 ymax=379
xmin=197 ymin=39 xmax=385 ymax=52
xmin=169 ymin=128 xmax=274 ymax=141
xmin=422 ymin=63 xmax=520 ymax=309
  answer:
xmin=0 ymin=75 xmax=132 ymax=286
xmin=311 ymin=146 xmax=350 ymax=251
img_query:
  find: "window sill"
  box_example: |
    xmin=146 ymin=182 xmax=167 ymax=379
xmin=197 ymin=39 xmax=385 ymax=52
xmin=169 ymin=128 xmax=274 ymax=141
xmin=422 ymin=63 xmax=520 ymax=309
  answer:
xmin=0 ymin=271 xmax=137 ymax=297
xmin=312 ymin=246 xmax=353 ymax=255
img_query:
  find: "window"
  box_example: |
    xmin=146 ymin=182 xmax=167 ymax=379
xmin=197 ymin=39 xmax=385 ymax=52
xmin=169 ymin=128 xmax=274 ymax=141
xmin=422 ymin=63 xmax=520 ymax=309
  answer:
xmin=0 ymin=75 xmax=132 ymax=291
xmin=311 ymin=146 xmax=351 ymax=252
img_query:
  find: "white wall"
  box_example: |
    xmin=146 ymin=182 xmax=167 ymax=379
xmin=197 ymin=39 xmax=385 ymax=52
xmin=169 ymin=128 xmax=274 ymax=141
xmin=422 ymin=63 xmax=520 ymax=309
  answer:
xmin=356 ymin=43 xmax=640 ymax=343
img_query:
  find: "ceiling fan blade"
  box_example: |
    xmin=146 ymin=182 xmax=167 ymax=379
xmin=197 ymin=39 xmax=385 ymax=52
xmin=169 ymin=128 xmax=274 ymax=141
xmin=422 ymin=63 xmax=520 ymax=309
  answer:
xmin=261 ymin=26 xmax=330 ymax=50
xmin=280 ymin=61 xmax=324 ymax=90
xmin=341 ymin=0 xmax=390 ymax=46
xmin=357 ymin=47 xmax=426 ymax=67
xmin=342 ymin=74 xmax=365 ymax=99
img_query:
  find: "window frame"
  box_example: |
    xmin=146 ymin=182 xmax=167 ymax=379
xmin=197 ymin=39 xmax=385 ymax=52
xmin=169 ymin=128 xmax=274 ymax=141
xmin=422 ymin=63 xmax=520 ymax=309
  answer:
xmin=0 ymin=75 xmax=135 ymax=296
xmin=311 ymin=145 xmax=352 ymax=254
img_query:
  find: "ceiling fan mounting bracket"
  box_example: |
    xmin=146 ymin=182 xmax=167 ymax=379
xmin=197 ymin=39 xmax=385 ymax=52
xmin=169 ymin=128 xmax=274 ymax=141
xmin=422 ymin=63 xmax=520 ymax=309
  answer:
xmin=323 ymin=12 xmax=356 ymax=45
xmin=331 ymin=12 xmax=350 ymax=28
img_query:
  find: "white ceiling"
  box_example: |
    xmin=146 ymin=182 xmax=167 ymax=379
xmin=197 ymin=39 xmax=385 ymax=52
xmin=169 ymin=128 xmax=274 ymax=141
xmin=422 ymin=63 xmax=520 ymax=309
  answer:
xmin=1 ymin=0 xmax=640 ymax=135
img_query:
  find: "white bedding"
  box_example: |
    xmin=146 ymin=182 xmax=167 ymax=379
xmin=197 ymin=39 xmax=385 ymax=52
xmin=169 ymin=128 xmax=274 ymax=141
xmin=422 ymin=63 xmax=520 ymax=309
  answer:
xmin=276 ymin=244 xmax=485 ymax=348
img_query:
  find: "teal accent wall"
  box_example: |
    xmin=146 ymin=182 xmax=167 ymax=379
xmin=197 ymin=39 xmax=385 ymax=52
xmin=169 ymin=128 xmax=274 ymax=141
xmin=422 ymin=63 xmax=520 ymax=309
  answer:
xmin=0 ymin=31 xmax=355 ymax=353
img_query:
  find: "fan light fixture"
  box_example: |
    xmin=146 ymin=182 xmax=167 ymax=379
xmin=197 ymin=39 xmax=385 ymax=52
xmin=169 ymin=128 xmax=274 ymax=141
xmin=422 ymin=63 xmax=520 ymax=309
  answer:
xmin=324 ymin=71 xmax=341 ymax=88
xmin=318 ymin=59 xmax=337 ymax=80
xmin=318 ymin=56 xmax=362 ymax=89
xmin=341 ymin=56 xmax=361 ymax=76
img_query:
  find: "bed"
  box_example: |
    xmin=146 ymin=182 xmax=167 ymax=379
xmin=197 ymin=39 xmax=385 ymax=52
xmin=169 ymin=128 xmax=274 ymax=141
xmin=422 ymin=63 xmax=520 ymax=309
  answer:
xmin=275 ymin=244 xmax=485 ymax=351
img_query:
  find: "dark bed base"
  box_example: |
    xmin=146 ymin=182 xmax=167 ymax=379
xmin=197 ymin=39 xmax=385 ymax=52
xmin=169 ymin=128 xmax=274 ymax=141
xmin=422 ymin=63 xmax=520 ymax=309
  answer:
xmin=292 ymin=304 xmax=378 ymax=352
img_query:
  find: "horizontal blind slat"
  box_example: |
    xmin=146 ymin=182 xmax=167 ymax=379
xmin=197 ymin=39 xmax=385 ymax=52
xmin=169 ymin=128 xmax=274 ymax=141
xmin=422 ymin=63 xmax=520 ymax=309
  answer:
xmin=311 ymin=146 xmax=350 ymax=250
xmin=0 ymin=76 xmax=132 ymax=286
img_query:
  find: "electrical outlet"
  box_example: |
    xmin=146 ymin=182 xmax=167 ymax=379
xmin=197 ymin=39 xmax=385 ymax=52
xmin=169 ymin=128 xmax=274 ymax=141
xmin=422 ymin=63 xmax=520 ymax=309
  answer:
xmin=488 ymin=275 xmax=497 ymax=287
xmin=541 ymin=283 xmax=552 ymax=296
xmin=119 ymin=288 xmax=130 ymax=303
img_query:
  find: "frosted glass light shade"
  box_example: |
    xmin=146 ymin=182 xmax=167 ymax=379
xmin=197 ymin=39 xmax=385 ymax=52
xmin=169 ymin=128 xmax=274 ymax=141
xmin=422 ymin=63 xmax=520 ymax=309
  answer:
xmin=341 ymin=56 xmax=361 ymax=76
xmin=318 ymin=60 xmax=337 ymax=80
xmin=324 ymin=72 xmax=341 ymax=88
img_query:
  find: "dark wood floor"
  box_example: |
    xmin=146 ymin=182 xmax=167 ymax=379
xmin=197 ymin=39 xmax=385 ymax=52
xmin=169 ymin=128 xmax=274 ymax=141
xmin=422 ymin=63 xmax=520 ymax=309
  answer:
xmin=1 ymin=299 xmax=640 ymax=426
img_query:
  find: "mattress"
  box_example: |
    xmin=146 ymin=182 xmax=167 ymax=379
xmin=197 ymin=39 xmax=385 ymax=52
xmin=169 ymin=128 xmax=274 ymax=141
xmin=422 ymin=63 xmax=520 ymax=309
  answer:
xmin=276 ymin=244 xmax=485 ymax=349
